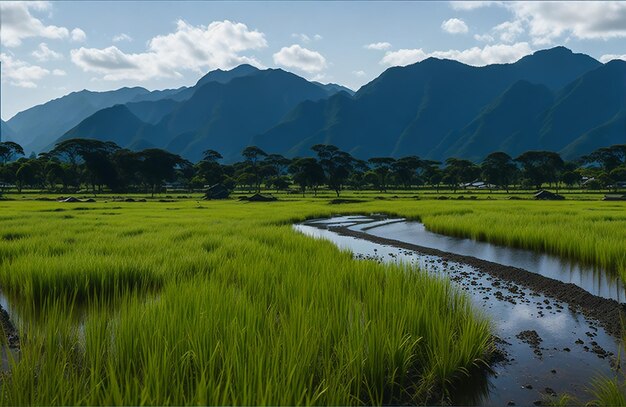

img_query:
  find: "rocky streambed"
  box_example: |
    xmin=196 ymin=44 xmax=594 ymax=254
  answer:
xmin=295 ymin=215 xmax=625 ymax=406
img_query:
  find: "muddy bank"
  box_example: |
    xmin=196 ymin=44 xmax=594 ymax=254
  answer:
xmin=323 ymin=223 xmax=626 ymax=339
xmin=0 ymin=303 xmax=18 ymax=349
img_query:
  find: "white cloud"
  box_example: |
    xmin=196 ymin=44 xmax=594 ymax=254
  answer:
xmin=71 ymin=28 xmax=86 ymax=42
xmin=272 ymin=44 xmax=327 ymax=73
xmin=113 ymin=33 xmax=132 ymax=42
xmin=449 ymin=1 xmax=502 ymax=11
xmin=352 ymin=70 xmax=366 ymax=77
xmin=506 ymin=1 xmax=626 ymax=45
xmin=0 ymin=1 xmax=70 ymax=47
xmin=493 ymin=20 xmax=524 ymax=43
xmin=474 ymin=33 xmax=494 ymax=42
xmin=292 ymin=33 xmax=311 ymax=43
xmin=32 ymin=42 xmax=62 ymax=61
xmin=600 ymin=54 xmax=626 ymax=63
xmin=365 ymin=42 xmax=392 ymax=51
xmin=311 ymin=73 xmax=327 ymax=82
xmin=441 ymin=18 xmax=469 ymax=34
xmin=71 ymin=20 xmax=267 ymax=81
xmin=380 ymin=42 xmax=533 ymax=67
xmin=0 ymin=52 xmax=50 ymax=87
xmin=380 ymin=49 xmax=429 ymax=67
xmin=291 ymin=33 xmax=322 ymax=43
xmin=52 ymin=69 xmax=66 ymax=76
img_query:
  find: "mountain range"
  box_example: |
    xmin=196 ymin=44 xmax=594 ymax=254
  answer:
xmin=2 ymin=46 xmax=624 ymax=162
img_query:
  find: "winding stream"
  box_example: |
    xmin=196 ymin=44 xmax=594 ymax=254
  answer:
xmin=295 ymin=216 xmax=624 ymax=406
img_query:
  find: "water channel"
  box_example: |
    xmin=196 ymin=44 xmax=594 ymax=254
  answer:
xmin=295 ymin=216 xmax=624 ymax=406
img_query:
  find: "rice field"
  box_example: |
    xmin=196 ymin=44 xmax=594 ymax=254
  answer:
xmin=0 ymin=198 xmax=492 ymax=405
xmin=0 ymin=195 xmax=624 ymax=405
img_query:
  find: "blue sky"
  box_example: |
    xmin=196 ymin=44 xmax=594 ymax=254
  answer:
xmin=2 ymin=1 xmax=626 ymax=120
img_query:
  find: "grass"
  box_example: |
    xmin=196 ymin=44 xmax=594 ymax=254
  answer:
xmin=0 ymin=198 xmax=492 ymax=405
xmin=0 ymin=194 xmax=624 ymax=405
xmin=417 ymin=201 xmax=626 ymax=279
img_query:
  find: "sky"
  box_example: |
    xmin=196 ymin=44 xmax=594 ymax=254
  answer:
xmin=1 ymin=1 xmax=626 ymax=121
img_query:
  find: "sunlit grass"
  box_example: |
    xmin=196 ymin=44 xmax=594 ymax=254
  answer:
xmin=0 ymin=195 xmax=623 ymax=404
xmin=0 ymin=198 xmax=493 ymax=405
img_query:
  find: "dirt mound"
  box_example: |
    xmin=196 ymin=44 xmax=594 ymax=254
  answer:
xmin=534 ymin=190 xmax=564 ymax=200
xmin=57 ymin=197 xmax=95 ymax=203
xmin=329 ymin=198 xmax=366 ymax=204
xmin=241 ymin=193 xmax=277 ymax=202
xmin=204 ymin=184 xmax=230 ymax=200
xmin=603 ymin=194 xmax=626 ymax=201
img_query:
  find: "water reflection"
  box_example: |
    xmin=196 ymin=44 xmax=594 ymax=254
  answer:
xmin=295 ymin=218 xmax=623 ymax=406
xmin=364 ymin=220 xmax=626 ymax=302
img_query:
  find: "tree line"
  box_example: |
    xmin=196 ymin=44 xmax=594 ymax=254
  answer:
xmin=0 ymin=139 xmax=625 ymax=196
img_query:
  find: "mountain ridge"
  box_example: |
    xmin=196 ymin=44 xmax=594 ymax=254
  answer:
xmin=8 ymin=46 xmax=625 ymax=162
xmin=255 ymin=46 xmax=619 ymax=161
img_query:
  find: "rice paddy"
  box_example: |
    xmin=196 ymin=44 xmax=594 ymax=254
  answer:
xmin=0 ymin=194 xmax=624 ymax=405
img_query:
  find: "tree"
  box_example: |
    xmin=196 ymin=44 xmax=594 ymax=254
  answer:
xmin=368 ymin=157 xmax=396 ymax=192
xmin=288 ymin=157 xmax=325 ymax=197
xmin=111 ymin=149 xmax=141 ymax=191
xmin=363 ymin=170 xmax=381 ymax=190
xmin=202 ymin=149 xmax=223 ymax=163
xmin=266 ymin=176 xmax=290 ymax=192
xmin=50 ymin=139 xmax=121 ymax=192
xmin=264 ymin=154 xmax=291 ymax=176
xmin=311 ymin=144 xmax=354 ymax=197
xmin=393 ymin=156 xmax=421 ymax=189
xmin=44 ymin=160 xmax=66 ymax=191
xmin=196 ymin=160 xmax=224 ymax=187
xmin=176 ymin=160 xmax=196 ymax=192
xmin=0 ymin=141 xmax=24 ymax=164
xmin=429 ymin=170 xmax=443 ymax=192
xmin=515 ymin=151 xmax=564 ymax=190
xmin=610 ymin=166 xmax=626 ymax=186
xmin=443 ymin=158 xmax=480 ymax=192
xmin=15 ymin=161 xmax=36 ymax=193
xmin=418 ymin=160 xmax=442 ymax=188
xmin=136 ymin=149 xmax=185 ymax=197
xmin=242 ymin=146 xmax=267 ymax=193
xmin=582 ymin=145 xmax=626 ymax=172
xmin=560 ymin=171 xmax=581 ymax=189
xmin=597 ymin=172 xmax=615 ymax=192
xmin=481 ymin=152 xmax=519 ymax=193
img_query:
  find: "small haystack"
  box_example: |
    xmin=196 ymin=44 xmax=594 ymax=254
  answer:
xmin=603 ymin=194 xmax=626 ymax=201
xmin=534 ymin=190 xmax=565 ymax=200
xmin=243 ymin=193 xmax=277 ymax=202
xmin=57 ymin=197 xmax=82 ymax=203
xmin=204 ymin=184 xmax=230 ymax=200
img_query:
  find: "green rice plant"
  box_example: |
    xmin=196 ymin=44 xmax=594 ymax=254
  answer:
xmin=0 ymin=196 xmax=623 ymax=405
xmin=589 ymin=377 xmax=626 ymax=406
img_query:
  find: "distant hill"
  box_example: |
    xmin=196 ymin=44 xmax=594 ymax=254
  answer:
xmin=255 ymin=47 xmax=618 ymax=161
xmin=539 ymin=60 xmax=626 ymax=156
xmin=7 ymin=87 xmax=154 ymax=153
xmin=59 ymin=104 xmax=161 ymax=148
xmin=195 ymin=64 xmax=260 ymax=88
xmin=125 ymin=99 xmax=180 ymax=125
xmin=12 ymin=46 xmax=625 ymax=163
xmin=60 ymin=68 xmax=339 ymax=161
xmin=314 ymin=82 xmax=355 ymax=97
xmin=440 ymin=80 xmax=555 ymax=161
xmin=1 ymin=120 xmax=16 ymax=142
xmin=6 ymin=64 xmax=270 ymax=154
